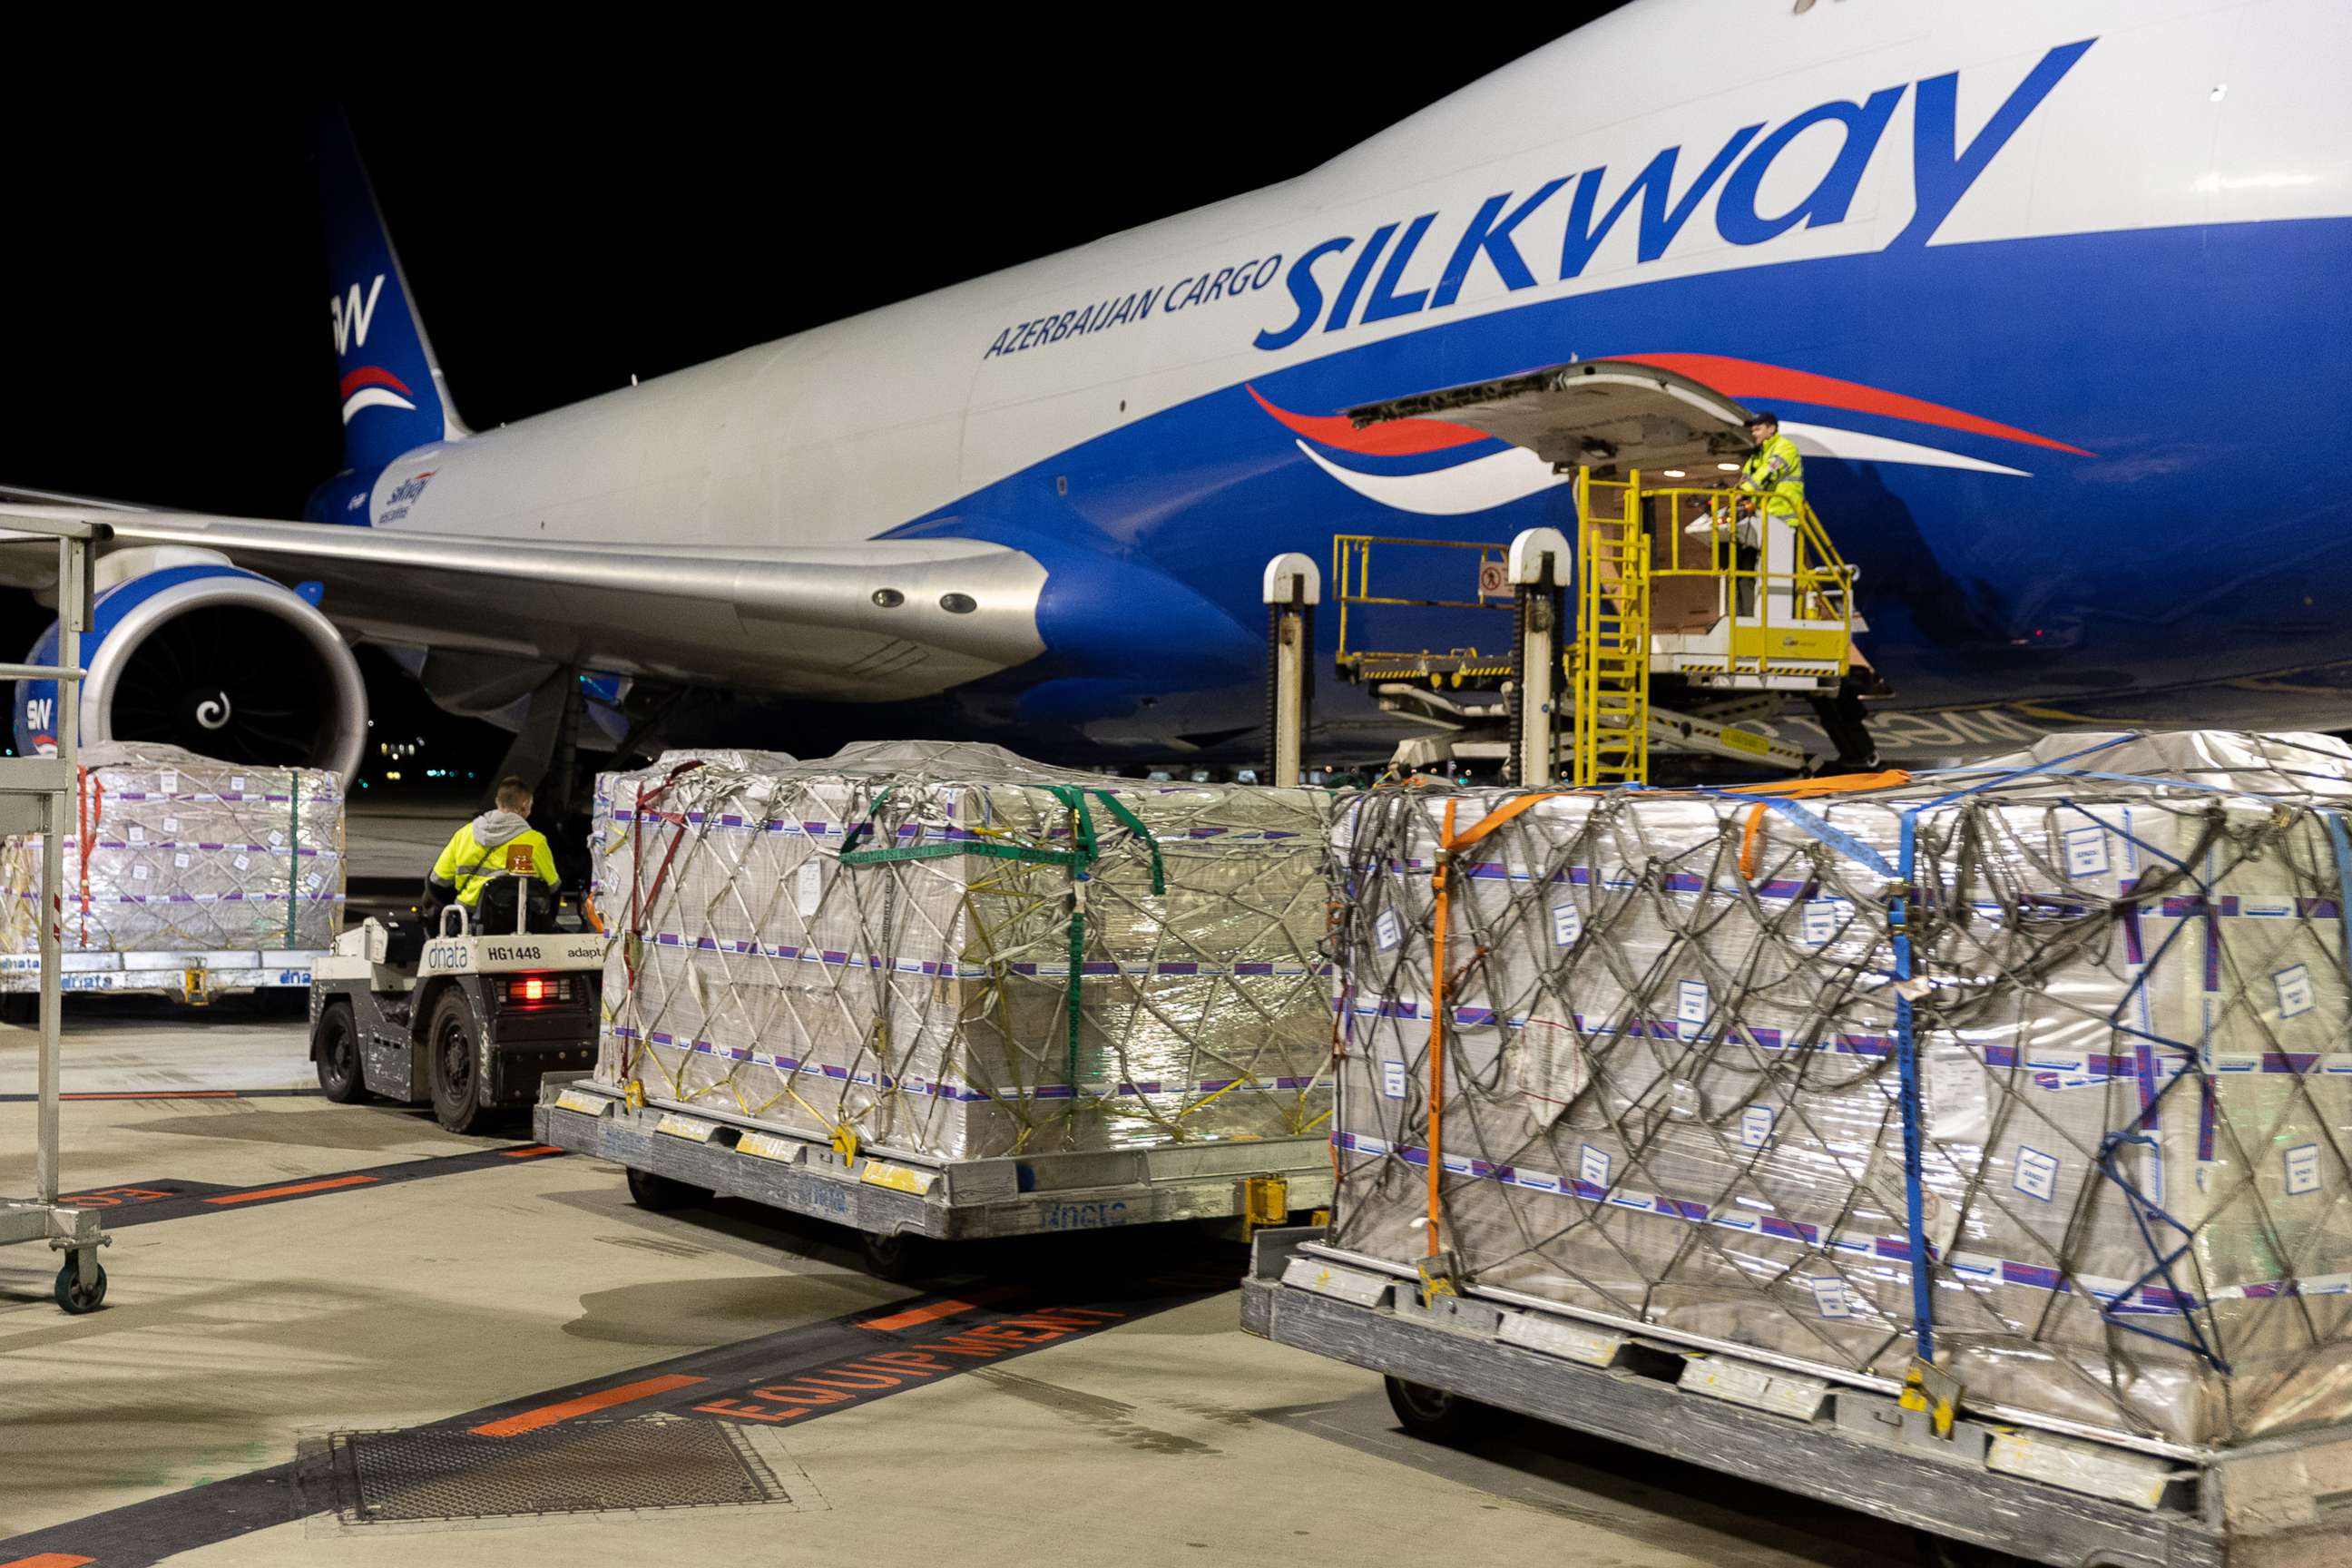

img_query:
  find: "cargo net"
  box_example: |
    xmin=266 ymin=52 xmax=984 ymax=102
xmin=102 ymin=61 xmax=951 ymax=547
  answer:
xmin=1329 ymin=732 xmax=2352 ymax=1448
xmin=593 ymin=740 xmax=1334 ymax=1161
xmin=0 ymin=742 xmax=344 ymax=957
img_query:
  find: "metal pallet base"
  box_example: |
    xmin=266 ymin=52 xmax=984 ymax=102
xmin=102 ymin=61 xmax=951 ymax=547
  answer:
xmin=0 ymin=948 xmax=320 ymax=1002
xmin=534 ymin=1079 xmax=1333 ymax=1241
xmin=1240 ymin=1229 xmax=2352 ymax=1568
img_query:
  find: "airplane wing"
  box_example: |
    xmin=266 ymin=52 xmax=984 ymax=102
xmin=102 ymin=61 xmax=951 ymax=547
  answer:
xmin=0 ymin=505 xmax=1046 ymax=702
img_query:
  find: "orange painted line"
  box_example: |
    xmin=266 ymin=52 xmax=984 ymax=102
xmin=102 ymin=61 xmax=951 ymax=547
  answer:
xmin=858 ymin=1292 xmax=1006 ymax=1332
xmin=202 ymin=1174 xmax=377 ymax=1205
xmin=469 ymin=1373 xmax=707 ymax=1437
xmin=4 ymin=1552 xmax=96 ymax=1567
xmin=500 ymin=1145 xmax=564 ymax=1158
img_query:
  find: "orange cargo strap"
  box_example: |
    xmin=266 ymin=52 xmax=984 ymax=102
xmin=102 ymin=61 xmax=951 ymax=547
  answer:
xmin=1425 ymin=799 xmax=1455 ymax=1255
xmin=1728 ymin=771 xmax=1909 ymax=881
xmin=1717 ymin=769 xmax=1911 ymax=799
xmin=1739 ymin=803 xmax=1769 ymax=883
xmin=1422 ymin=789 xmax=1573 ymax=1252
xmin=74 ymin=766 xmax=101 ymax=949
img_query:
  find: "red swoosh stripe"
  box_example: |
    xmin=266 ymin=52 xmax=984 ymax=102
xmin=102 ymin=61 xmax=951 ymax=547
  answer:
xmin=1615 ymin=353 xmax=2092 ymax=456
xmin=338 ymin=365 xmax=415 ymax=399
xmin=1245 ymin=385 xmax=1488 ymax=456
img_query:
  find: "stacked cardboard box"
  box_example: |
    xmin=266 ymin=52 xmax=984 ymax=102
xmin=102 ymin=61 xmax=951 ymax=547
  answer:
xmin=591 ymin=741 xmax=1333 ymax=1161
xmin=1329 ymin=732 xmax=2352 ymax=1447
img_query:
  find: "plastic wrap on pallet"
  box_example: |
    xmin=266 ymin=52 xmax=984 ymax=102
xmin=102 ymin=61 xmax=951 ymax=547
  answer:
xmin=591 ymin=740 xmax=1334 ymax=1160
xmin=0 ymin=742 xmax=345 ymax=956
xmin=1328 ymin=731 xmax=2352 ymax=1449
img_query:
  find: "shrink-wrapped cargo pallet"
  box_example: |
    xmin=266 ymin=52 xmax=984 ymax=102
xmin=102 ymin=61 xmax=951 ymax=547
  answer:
xmin=0 ymin=742 xmax=344 ymax=958
xmin=591 ymin=741 xmax=1333 ymax=1161
xmin=1329 ymin=732 xmax=2352 ymax=1449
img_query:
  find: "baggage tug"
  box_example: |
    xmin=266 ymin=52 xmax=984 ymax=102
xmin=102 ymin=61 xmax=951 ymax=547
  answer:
xmin=309 ymin=874 xmax=603 ymax=1133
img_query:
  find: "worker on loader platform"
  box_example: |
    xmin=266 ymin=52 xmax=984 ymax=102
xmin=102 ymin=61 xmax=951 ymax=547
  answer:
xmin=1688 ymin=408 xmax=1800 ymax=617
xmin=424 ymin=775 xmax=562 ymax=923
xmin=1737 ymin=409 xmax=1804 ymax=518
xmin=1700 ymin=410 xmax=1882 ymax=773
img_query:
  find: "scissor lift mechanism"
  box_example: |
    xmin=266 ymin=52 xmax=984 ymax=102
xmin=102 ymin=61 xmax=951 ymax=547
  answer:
xmin=1291 ymin=473 xmax=1859 ymax=785
xmin=1265 ymin=359 xmax=1867 ymax=786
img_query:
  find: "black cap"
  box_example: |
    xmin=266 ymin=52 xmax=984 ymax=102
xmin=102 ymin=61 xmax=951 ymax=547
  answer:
xmin=1746 ymin=408 xmax=1779 ymax=427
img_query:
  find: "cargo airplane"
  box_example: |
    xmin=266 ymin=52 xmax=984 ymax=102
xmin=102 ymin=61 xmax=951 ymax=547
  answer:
xmin=6 ymin=0 xmax=2347 ymax=781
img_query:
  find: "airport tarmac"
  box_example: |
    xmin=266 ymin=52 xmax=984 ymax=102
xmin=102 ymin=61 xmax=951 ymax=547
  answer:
xmin=0 ymin=1004 xmax=1926 ymax=1568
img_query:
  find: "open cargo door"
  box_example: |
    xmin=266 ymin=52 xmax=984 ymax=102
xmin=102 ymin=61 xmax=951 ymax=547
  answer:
xmin=1345 ymin=358 xmax=1754 ymax=475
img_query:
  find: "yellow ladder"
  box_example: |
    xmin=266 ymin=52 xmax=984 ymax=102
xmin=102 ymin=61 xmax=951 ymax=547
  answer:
xmin=1573 ymin=469 xmax=1651 ymax=787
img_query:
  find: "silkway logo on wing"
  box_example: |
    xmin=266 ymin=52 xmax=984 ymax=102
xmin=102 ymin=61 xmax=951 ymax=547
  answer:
xmin=1250 ymin=356 xmax=2092 ymax=517
xmin=329 ymin=273 xmax=416 ymax=424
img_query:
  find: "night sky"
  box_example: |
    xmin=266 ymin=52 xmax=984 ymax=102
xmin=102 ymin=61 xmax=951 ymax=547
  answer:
xmin=0 ymin=20 xmax=1615 ymax=776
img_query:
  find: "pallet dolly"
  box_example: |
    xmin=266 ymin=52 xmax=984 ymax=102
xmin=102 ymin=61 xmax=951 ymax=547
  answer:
xmin=1243 ymin=1227 xmax=2352 ymax=1567
xmin=537 ymin=1073 xmax=1332 ymax=1279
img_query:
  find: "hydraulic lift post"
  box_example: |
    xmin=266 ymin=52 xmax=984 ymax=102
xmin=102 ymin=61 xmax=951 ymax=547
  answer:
xmin=1261 ymin=553 xmax=1319 ymax=788
xmin=1506 ymin=527 xmax=1571 ymax=787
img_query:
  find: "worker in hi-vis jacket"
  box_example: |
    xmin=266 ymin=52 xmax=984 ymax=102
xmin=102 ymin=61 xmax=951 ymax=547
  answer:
xmin=1691 ymin=409 xmax=1882 ymax=772
xmin=424 ymin=774 xmax=561 ymax=922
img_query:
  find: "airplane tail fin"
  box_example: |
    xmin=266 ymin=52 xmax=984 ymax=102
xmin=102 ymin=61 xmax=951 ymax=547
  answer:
xmin=315 ymin=110 xmax=467 ymax=471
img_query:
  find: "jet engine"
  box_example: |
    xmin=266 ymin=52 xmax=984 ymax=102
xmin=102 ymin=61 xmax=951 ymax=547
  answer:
xmin=13 ymin=550 xmax=368 ymax=782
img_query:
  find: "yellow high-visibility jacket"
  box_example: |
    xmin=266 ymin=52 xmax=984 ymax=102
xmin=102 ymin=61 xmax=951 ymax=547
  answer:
xmin=428 ymin=811 xmax=559 ymax=908
xmin=1739 ymin=432 xmax=1805 ymax=519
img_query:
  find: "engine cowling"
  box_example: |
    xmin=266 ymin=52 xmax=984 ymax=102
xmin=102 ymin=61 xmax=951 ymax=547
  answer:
xmin=15 ymin=555 xmax=368 ymax=782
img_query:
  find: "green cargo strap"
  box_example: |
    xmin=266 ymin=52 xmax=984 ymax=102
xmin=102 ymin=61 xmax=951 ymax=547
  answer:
xmin=838 ymin=784 xmax=1165 ymax=1095
xmin=839 ymin=838 xmax=1079 ymax=871
xmin=1040 ymin=786 xmax=1163 ymax=1088
xmin=837 ymin=785 xmax=896 ymax=858
xmin=284 ymin=771 xmax=300 ymax=947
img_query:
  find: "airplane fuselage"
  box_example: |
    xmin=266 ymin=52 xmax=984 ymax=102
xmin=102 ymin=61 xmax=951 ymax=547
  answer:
xmin=307 ymin=0 xmax=2352 ymax=760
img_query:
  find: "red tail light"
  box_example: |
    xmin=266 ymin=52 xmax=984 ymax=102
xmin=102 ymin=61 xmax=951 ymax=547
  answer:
xmin=504 ymin=974 xmax=573 ymax=1005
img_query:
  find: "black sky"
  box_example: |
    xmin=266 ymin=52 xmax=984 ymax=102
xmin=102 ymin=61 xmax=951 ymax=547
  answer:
xmin=0 ymin=22 xmax=1622 ymax=778
xmin=0 ymin=19 xmax=1616 ymax=519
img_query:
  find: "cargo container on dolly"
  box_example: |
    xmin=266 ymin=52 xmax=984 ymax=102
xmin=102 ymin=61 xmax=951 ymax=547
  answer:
xmin=1246 ymin=732 xmax=2352 ymax=1568
xmin=534 ymin=742 xmax=1340 ymax=1276
xmin=0 ymin=745 xmax=345 ymax=1013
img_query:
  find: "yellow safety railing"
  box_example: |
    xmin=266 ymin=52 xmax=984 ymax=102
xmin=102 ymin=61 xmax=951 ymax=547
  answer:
xmin=1329 ymin=482 xmax=1857 ymax=787
xmin=1641 ymin=484 xmax=1856 ymax=675
xmin=1573 ymin=472 xmax=1650 ymax=787
xmin=1331 ymin=534 xmax=1513 ymax=674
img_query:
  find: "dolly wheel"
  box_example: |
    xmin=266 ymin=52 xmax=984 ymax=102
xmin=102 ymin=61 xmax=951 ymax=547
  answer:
xmin=858 ymin=1230 xmax=932 ymax=1281
xmin=1384 ymin=1376 xmax=1484 ymax=1443
xmin=1914 ymin=1532 xmax=2024 ymax=1568
xmin=54 ymin=1257 xmax=107 ymax=1314
xmin=625 ymin=1166 xmax=710 ymax=1212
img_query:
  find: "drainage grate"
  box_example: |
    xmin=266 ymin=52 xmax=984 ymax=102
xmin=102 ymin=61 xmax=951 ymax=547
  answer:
xmin=327 ymin=1416 xmax=790 ymax=1523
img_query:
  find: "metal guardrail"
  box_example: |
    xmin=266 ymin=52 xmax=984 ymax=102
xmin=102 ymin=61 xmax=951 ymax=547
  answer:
xmin=1331 ymin=478 xmax=1857 ymax=687
xmin=0 ymin=513 xmax=113 ymax=1310
xmin=1330 ymin=534 xmax=1512 ymax=673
